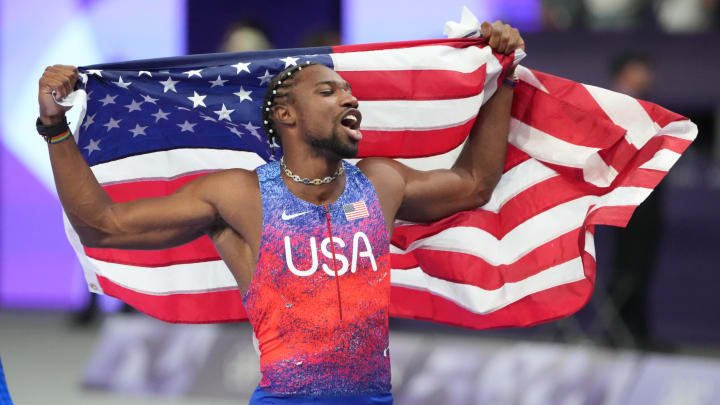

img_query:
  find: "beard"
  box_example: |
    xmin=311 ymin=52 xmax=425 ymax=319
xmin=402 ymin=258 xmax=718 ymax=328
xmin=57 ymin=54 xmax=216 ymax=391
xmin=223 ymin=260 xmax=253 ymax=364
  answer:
xmin=307 ymin=126 xmax=358 ymax=159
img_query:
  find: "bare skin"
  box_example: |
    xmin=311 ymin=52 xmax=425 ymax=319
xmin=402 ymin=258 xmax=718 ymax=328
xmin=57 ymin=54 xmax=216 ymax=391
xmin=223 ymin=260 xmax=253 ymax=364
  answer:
xmin=38 ymin=21 xmax=524 ymax=296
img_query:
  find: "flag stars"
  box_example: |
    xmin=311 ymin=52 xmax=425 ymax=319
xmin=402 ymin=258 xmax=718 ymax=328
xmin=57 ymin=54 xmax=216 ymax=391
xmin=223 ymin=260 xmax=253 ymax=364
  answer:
xmin=257 ymin=70 xmax=273 ymax=85
xmin=232 ymin=61 xmax=251 ymax=74
xmin=82 ymin=113 xmax=96 ymax=131
xmin=199 ymin=113 xmax=217 ymax=122
xmin=87 ymin=69 xmax=103 ymax=77
xmin=209 ymin=75 xmax=228 ymax=87
xmin=138 ymin=71 xmax=152 ymax=77
xmin=99 ymin=94 xmax=117 ymax=106
xmin=151 ymin=108 xmax=170 ymax=122
xmin=280 ymin=56 xmax=299 ymax=68
xmin=183 ymin=69 xmax=203 ymax=78
xmin=242 ymin=121 xmax=262 ymax=141
xmin=129 ymin=124 xmax=148 ymax=137
xmin=78 ymin=72 xmax=88 ymax=84
xmin=103 ymin=117 xmax=122 ymax=132
xmin=113 ymin=76 xmax=132 ymax=89
xmin=159 ymin=76 xmax=179 ymax=93
xmin=84 ymin=138 xmax=101 ymax=155
xmin=214 ymin=104 xmax=235 ymax=122
xmin=187 ymin=91 xmax=207 ymax=108
xmin=177 ymin=120 xmax=197 ymax=133
xmin=141 ymin=94 xmax=158 ymax=104
xmin=228 ymin=126 xmax=243 ymax=137
xmin=234 ymin=86 xmax=252 ymax=103
xmin=124 ymin=99 xmax=143 ymax=112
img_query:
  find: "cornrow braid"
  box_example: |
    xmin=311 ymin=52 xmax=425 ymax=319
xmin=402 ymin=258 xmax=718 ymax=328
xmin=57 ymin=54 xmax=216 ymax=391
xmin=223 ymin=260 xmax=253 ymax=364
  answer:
xmin=262 ymin=61 xmax=321 ymax=156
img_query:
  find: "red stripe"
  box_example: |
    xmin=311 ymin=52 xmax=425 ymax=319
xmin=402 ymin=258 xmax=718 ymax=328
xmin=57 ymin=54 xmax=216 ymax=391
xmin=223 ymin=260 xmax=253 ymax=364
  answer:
xmin=338 ymin=66 xmax=487 ymax=101
xmin=638 ymin=99 xmax=686 ymax=128
xmin=357 ymin=118 xmax=475 ymax=158
xmin=529 ymin=69 xmax=614 ymax=128
xmin=331 ymin=38 xmax=487 ymax=54
xmin=392 ymin=229 xmax=585 ymax=290
xmin=389 ymin=251 xmax=595 ymax=329
xmin=97 ymin=275 xmax=247 ymax=324
xmin=512 ymin=81 xmax=626 ymax=149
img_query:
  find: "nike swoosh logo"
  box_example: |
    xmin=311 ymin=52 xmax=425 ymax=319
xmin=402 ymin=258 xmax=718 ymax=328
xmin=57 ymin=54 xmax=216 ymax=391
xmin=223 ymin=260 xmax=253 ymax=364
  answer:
xmin=281 ymin=210 xmax=310 ymax=221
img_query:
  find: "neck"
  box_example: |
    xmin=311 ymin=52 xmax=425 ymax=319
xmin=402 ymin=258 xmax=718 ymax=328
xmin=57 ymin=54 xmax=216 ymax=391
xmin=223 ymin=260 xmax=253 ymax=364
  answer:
xmin=281 ymin=153 xmax=345 ymax=205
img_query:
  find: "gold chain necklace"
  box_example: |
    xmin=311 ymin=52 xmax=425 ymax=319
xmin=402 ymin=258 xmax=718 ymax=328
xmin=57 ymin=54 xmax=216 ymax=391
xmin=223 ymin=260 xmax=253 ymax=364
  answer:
xmin=280 ymin=157 xmax=344 ymax=185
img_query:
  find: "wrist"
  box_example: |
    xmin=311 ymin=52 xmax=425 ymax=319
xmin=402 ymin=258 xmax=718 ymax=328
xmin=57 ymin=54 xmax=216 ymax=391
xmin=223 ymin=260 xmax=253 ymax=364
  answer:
xmin=39 ymin=114 xmax=65 ymax=126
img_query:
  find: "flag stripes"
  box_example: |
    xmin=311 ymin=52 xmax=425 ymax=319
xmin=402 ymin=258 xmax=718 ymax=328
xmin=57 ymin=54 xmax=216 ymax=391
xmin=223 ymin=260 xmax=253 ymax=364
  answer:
xmin=64 ymin=38 xmax=695 ymax=328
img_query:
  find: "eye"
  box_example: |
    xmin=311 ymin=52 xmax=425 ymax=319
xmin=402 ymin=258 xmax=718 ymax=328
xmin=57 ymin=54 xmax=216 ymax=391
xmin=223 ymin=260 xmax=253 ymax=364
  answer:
xmin=320 ymin=89 xmax=334 ymax=95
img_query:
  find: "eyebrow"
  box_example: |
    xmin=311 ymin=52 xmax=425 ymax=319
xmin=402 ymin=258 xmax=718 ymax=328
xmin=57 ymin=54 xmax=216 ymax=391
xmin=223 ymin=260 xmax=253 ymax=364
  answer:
xmin=315 ymin=80 xmax=352 ymax=91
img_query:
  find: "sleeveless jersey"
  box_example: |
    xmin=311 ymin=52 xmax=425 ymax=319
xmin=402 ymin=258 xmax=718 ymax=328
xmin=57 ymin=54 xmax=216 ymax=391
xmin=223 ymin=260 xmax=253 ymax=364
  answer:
xmin=242 ymin=160 xmax=392 ymax=397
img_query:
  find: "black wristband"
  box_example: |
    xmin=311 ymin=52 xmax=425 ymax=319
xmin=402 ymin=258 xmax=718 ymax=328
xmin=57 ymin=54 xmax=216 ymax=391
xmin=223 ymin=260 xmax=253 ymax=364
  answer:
xmin=36 ymin=116 xmax=70 ymax=142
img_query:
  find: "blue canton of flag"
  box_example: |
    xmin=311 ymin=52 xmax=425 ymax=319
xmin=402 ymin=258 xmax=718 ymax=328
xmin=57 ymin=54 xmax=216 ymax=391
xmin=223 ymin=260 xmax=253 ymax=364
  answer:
xmin=75 ymin=49 xmax=333 ymax=166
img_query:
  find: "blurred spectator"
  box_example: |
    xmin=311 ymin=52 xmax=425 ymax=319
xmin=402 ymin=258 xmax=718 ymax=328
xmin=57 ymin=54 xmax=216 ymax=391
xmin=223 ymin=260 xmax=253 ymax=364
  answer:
xmin=542 ymin=0 xmax=586 ymax=30
xmin=220 ymin=20 xmax=272 ymax=53
xmin=655 ymin=0 xmax=718 ymax=32
xmin=605 ymin=52 xmax=663 ymax=350
xmin=584 ymin=0 xmax=655 ymax=30
xmin=301 ymin=29 xmax=341 ymax=47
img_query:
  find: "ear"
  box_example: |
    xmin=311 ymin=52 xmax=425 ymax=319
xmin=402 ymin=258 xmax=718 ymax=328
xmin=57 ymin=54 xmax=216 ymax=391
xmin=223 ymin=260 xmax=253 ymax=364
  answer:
xmin=272 ymin=104 xmax=296 ymax=127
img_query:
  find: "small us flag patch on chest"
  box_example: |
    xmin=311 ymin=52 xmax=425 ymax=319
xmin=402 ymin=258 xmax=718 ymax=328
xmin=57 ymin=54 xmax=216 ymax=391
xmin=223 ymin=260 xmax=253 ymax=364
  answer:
xmin=343 ymin=201 xmax=369 ymax=221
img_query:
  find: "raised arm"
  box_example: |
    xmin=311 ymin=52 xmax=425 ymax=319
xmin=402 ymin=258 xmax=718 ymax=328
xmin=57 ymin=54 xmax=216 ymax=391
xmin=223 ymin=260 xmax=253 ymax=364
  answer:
xmin=38 ymin=65 xmax=247 ymax=249
xmin=359 ymin=21 xmax=524 ymax=224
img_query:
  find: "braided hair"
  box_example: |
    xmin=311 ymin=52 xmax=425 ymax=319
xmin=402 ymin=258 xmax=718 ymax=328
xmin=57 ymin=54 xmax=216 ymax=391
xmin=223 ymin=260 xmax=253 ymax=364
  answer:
xmin=262 ymin=61 xmax=321 ymax=157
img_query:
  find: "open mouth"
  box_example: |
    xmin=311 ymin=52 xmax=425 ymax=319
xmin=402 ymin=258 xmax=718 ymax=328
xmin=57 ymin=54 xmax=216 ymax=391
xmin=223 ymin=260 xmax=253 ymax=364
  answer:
xmin=340 ymin=109 xmax=362 ymax=130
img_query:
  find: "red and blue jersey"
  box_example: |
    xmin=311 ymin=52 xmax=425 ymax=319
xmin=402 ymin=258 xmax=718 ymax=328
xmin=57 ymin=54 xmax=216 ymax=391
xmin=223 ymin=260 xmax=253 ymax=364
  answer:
xmin=243 ymin=160 xmax=391 ymax=398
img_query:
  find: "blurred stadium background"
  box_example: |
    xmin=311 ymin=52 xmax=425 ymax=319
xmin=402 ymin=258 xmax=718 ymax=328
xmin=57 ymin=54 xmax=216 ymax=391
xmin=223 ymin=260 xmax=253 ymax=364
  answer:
xmin=1 ymin=0 xmax=719 ymax=403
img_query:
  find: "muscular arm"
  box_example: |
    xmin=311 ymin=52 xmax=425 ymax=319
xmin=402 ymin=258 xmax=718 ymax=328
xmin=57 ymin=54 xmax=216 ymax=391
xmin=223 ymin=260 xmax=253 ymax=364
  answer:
xmin=359 ymin=21 xmax=523 ymax=224
xmin=39 ymin=65 xmax=252 ymax=249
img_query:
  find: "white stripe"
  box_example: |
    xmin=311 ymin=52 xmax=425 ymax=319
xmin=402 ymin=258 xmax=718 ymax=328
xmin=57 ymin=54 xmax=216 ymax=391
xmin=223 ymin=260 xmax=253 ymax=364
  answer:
xmin=509 ymin=118 xmax=601 ymax=168
xmin=584 ymin=230 xmax=596 ymax=259
xmin=88 ymin=257 xmax=237 ymax=295
xmin=392 ymin=186 xmax=653 ymax=265
xmin=583 ymin=153 xmax=619 ymax=188
xmin=391 ymin=257 xmax=586 ymax=315
xmin=480 ymin=159 xmax=558 ymax=213
xmin=516 ymin=65 xmax=549 ymax=93
xmin=659 ymin=119 xmax=697 ymax=141
xmin=64 ymin=213 xmax=104 ymax=294
xmin=583 ymin=84 xmax=660 ymax=149
xmin=331 ymin=44 xmax=494 ymax=73
xmin=359 ymin=93 xmax=483 ymax=131
xmin=91 ymin=149 xmax=265 ymax=184
xmin=590 ymin=186 xmax=653 ymax=212
xmin=639 ymin=149 xmax=681 ymax=171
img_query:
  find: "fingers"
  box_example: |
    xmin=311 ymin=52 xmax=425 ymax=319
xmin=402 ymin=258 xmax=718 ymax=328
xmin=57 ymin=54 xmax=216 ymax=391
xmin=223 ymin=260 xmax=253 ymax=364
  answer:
xmin=482 ymin=21 xmax=525 ymax=55
xmin=39 ymin=65 xmax=79 ymax=99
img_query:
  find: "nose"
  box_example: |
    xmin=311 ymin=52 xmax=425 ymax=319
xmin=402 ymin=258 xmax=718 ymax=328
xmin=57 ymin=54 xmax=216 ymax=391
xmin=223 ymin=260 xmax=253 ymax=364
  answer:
xmin=340 ymin=90 xmax=358 ymax=109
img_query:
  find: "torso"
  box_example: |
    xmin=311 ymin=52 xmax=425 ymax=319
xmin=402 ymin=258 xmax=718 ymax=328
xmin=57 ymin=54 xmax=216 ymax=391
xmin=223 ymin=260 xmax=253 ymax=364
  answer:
xmin=208 ymin=160 xmax=393 ymax=397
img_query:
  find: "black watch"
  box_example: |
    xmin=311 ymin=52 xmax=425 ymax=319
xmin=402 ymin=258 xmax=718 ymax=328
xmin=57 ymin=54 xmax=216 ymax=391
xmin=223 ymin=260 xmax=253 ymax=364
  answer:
xmin=36 ymin=116 xmax=70 ymax=143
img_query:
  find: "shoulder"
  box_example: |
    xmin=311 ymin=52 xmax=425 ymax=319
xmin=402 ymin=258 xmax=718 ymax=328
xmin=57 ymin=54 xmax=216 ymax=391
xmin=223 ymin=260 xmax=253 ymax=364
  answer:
xmin=356 ymin=157 xmax=406 ymax=187
xmin=355 ymin=157 xmax=406 ymax=203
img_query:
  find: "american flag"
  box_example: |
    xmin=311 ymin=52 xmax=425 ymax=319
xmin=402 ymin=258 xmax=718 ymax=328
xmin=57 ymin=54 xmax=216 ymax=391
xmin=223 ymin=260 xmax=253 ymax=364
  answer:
xmin=64 ymin=38 xmax=696 ymax=328
xmin=344 ymin=201 xmax=369 ymax=221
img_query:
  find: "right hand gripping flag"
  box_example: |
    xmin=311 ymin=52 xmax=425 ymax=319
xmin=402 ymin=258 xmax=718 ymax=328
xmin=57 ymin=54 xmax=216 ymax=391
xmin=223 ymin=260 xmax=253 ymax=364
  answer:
xmin=61 ymin=34 xmax=696 ymax=328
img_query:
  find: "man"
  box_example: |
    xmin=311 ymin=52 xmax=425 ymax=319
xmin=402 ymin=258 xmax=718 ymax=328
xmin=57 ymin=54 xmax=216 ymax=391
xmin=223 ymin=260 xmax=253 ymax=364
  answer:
xmin=37 ymin=21 xmax=524 ymax=404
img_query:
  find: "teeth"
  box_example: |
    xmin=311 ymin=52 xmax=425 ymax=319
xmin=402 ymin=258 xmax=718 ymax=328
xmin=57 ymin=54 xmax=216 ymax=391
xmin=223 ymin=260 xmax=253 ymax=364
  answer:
xmin=345 ymin=115 xmax=357 ymax=123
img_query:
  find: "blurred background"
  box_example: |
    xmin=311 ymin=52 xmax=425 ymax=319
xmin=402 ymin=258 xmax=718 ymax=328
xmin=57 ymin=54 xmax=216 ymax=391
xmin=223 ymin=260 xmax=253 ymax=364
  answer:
xmin=1 ymin=0 xmax=719 ymax=403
